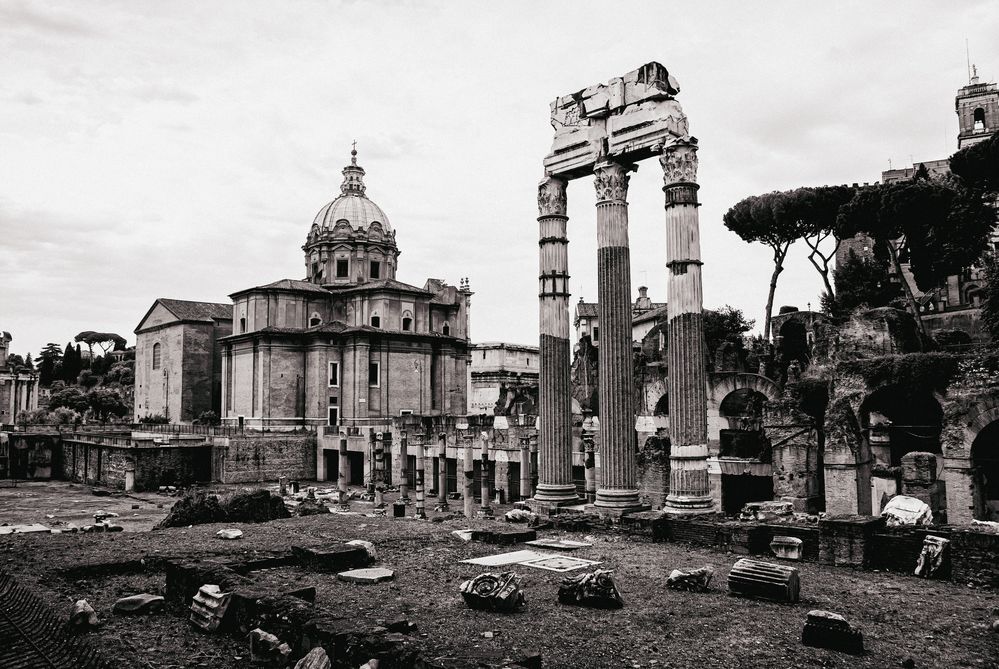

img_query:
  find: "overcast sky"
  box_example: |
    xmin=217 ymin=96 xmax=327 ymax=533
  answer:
xmin=2 ymin=1 xmax=998 ymax=359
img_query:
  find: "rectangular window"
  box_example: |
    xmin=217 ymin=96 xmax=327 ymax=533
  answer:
xmin=336 ymin=259 xmax=349 ymax=278
xmin=399 ymin=409 xmax=413 ymax=416
xmin=328 ymin=361 xmax=339 ymax=387
xmin=328 ymin=406 xmax=339 ymax=426
xmin=593 ymin=326 xmax=599 ymax=342
xmin=370 ymin=315 xmax=381 ymax=328
xmin=369 ymin=361 xmax=380 ymax=387
xmin=329 ymin=396 xmax=337 ymax=405
xmin=370 ymin=261 xmax=381 ymax=279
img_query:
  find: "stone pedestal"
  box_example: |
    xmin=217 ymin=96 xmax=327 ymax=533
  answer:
xmin=592 ymin=161 xmax=643 ymax=512
xmin=534 ymin=176 xmax=578 ymax=507
xmin=337 ymin=437 xmax=350 ymax=509
xmin=660 ymin=138 xmax=713 ymax=514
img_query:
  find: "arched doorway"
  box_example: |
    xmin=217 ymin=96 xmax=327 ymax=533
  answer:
xmin=718 ymin=388 xmax=773 ymax=515
xmin=860 ymin=385 xmax=942 ymax=512
xmin=972 ymin=421 xmax=999 ymax=520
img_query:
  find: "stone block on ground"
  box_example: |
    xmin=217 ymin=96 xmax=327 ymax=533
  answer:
xmin=504 ymin=509 xmax=536 ymax=523
xmin=470 ymin=527 xmax=537 ymax=545
xmin=291 ymin=544 xmax=372 ymax=572
xmin=460 ymin=572 xmax=526 ymax=612
xmin=217 ymin=528 xmax=243 ymax=540
xmin=801 ymin=609 xmax=864 ymax=655
xmin=881 ymin=495 xmax=932 ymax=526
xmin=740 ymin=500 xmax=794 ymax=521
xmin=250 ymin=628 xmax=292 ymax=667
xmin=189 ymin=584 xmax=232 ymax=632
xmin=665 ymin=565 xmax=714 ymax=592
xmin=728 ymin=558 xmax=800 ymax=603
xmin=914 ymin=535 xmax=951 ymax=578
xmin=293 ymin=646 xmax=331 ymax=669
xmin=346 ymin=539 xmax=377 ymax=561
xmin=770 ymin=535 xmax=803 ymax=560
xmin=558 ymin=569 xmax=624 ymax=609
xmin=112 ymin=593 xmax=165 ymax=615
xmin=337 ymin=568 xmax=395 ymax=584
xmin=69 ymin=599 xmax=99 ymax=629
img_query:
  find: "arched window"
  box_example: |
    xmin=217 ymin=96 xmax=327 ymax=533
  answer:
xmin=152 ymin=343 xmax=162 ymax=370
xmin=402 ymin=311 xmax=413 ymax=332
xmin=309 ymin=312 xmax=322 ymax=327
xmin=974 ymin=107 xmax=986 ymax=132
xmin=240 ymin=317 xmax=246 ymax=333
xmin=442 ymin=323 xmax=450 ymax=336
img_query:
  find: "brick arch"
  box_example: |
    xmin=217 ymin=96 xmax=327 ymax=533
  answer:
xmin=708 ymin=373 xmax=780 ymax=408
xmin=963 ymin=399 xmax=999 ymax=446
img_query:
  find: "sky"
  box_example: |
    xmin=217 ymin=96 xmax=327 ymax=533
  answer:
xmin=2 ymin=0 xmax=999 ymax=359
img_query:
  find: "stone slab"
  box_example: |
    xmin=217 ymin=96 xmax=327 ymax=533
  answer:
xmin=291 ymin=544 xmax=371 ymax=572
xmin=520 ymin=556 xmax=602 ymax=573
xmin=0 ymin=523 xmax=50 ymax=535
xmin=462 ymin=550 xmax=549 ymax=567
xmin=470 ymin=527 xmax=537 ymax=545
xmin=524 ymin=539 xmax=592 ymax=551
xmin=336 ymin=567 xmax=395 ymax=584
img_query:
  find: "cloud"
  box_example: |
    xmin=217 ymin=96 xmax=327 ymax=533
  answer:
xmin=0 ymin=2 xmax=102 ymax=38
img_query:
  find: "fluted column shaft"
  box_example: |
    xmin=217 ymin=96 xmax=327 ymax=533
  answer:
xmin=661 ymin=137 xmax=713 ymax=513
xmin=593 ymin=161 xmax=641 ymax=510
xmin=535 ymin=176 xmax=578 ymax=505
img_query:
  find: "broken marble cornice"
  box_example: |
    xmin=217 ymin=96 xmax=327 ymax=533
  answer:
xmin=545 ymin=62 xmax=688 ymax=179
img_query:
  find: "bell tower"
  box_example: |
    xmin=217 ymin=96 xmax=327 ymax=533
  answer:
xmin=956 ymin=65 xmax=999 ymax=149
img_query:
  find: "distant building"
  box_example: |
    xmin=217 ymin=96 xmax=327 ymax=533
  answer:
xmin=0 ymin=331 xmax=40 ymax=423
xmin=469 ymin=342 xmax=538 ymax=415
xmin=133 ymin=299 xmax=233 ymax=422
xmin=574 ymin=286 xmax=666 ymax=345
xmin=220 ymin=149 xmax=471 ymax=429
xmin=836 ymin=68 xmax=999 ymax=342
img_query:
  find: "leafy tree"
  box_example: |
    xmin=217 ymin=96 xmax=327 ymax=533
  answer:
xmin=77 ymin=370 xmax=100 ymax=389
xmin=724 ymin=191 xmax=804 ymax=340
xmin=704 ymin=305 xmax=755 ymax=355
xmin=6 ymin=353 xmax=25 ymax=371
xmin=773 ymin=185 xmax=856 ymax=301
xmin=950 ymin=132 xmax=999 ymax=194
xmin=86 ymin=387 xmax=129 ymax=422
xmin=37 ymin=343 xmax=62 ymax=386
xmin=23 ymin=352 xmax=34 ymax=372
xmin=837 ymin=179 xmax=994 ymax=338
xmin=61 ymin=341 xmax=82 ymax=383
xmin=981 ymin=252 xmax=999 ymax=343
xmin=75 ymin=331 xmax=127 ymax=358
xmin=195 ymin=410 xmax=220 ymax=426
xmin=50 ymin=407 xmax=81 ymax=425
xmin=139 ymin=413 xmax=169 ymax=424
xmin=104 ymin=361 xmax=135 ymax=386
xmin=48 ymin=387 xmax=90 ymax=414
xmin=824 ymin=249 xmax=899 ymax=317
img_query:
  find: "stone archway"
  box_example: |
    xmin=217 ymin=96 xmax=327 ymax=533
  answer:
xmin=971 ymin=421 xmax=999 ymax=520
xmin=962 ymin=401 xmax=999 ymax=521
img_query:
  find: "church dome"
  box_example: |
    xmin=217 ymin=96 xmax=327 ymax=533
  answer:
xmin=312 ymin=149 xmax=393 ymax=235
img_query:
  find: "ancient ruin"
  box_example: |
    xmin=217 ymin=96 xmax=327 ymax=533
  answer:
xmin=537 ymin=62 xmax=710 ymax=514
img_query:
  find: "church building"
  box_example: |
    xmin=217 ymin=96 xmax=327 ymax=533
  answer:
xmin=220 ymin=149 xmax=472 ymax=429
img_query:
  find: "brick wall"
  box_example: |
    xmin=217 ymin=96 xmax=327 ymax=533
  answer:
xmin=214 ymin=434 xmax=317 ymax=483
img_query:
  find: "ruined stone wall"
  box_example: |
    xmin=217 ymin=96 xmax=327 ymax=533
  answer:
xmin=214 ymin=434 xmax=317 ymax=483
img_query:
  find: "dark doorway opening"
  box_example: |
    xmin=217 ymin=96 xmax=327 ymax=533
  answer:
xmin=722 ymin=474 xmax=774 ymax=515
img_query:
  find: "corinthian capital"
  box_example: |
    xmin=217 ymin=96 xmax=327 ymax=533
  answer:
xmin=537 ymin=176 xmax=568 ymax=217
xmin=593 ymin=161 xmax=630 ymax=203
xmin=660 ymin=136 xmax=699 ymax=186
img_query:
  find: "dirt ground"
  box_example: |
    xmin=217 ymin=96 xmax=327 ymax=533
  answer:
xmin=2 ymin=484 xmax=998 ymax=668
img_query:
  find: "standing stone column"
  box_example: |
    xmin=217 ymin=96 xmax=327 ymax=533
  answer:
xmin=480 ymin=432 xmax=493 ymax=516
xmin=593 ymin=160 xmax=642 ymax=511
xmin=661 ymin=137 xmax=712 ymax=513
xmin=414 ymin=436 xmax=427 ymax=519
xmin=338 ymin=435 xmax=350 ymax=510
xmin=398 ymin=435 xmax=410 ymax=502
xmin=437 ymin=433 xmax=450 ymax=511
xmin=463 ymin=436 xmax=475 ymax=519
xmin=519 ymin=437 xmax=532 ymax=502
xmin=535 ymin=176 xmax=578 ymax=507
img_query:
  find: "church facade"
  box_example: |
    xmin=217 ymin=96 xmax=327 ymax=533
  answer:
xmin=220 ymin=150 xmax=472 ymax=429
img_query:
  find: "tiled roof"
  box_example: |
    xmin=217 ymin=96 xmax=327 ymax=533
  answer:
xmin=333 ymin=279 xmax=432 ymax=295
xmin=575 ymin=302 xmax=598 ymax=318
xmin=258 ymin=279 xmax=331 ymax=294
xmin=158 ymin=299 xmax=232 ymax=322
xmin=633 ymin=304 xmax=669 ymax=325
